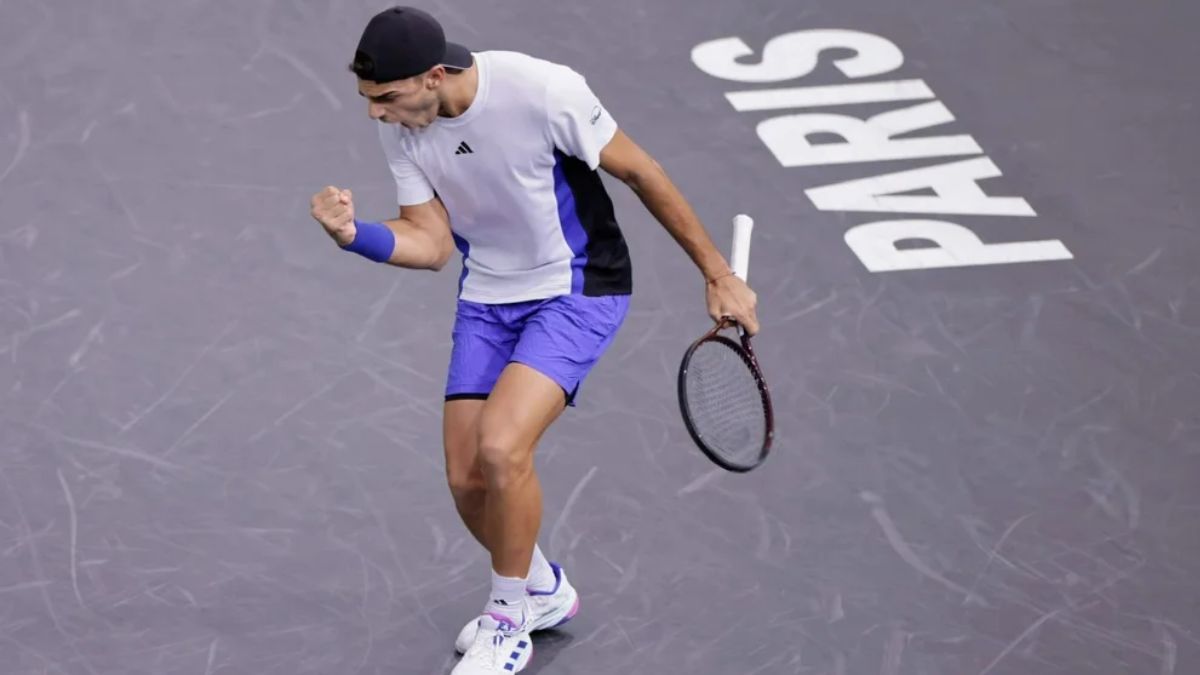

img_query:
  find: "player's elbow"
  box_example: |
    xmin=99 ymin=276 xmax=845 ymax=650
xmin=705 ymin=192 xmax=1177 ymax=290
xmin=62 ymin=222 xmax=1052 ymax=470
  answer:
xmin=429 ymin=234 xmax=455 ymax=271
xmin=622 ymin=157 xmax=666 ymax=194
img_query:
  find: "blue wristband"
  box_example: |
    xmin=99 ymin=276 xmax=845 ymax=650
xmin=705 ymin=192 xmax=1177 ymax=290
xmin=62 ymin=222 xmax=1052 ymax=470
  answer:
xmin=341 ymin=220 xmax=396 ymax=263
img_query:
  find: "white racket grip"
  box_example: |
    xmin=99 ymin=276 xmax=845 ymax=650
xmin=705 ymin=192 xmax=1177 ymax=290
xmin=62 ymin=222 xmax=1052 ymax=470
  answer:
xmin=730 ymin=214 xmax=755 ymax=282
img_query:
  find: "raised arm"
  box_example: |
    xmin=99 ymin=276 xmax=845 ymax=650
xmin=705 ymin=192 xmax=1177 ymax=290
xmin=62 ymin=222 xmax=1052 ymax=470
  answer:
xmin=309 ymin=187 xmax=455 ymax=271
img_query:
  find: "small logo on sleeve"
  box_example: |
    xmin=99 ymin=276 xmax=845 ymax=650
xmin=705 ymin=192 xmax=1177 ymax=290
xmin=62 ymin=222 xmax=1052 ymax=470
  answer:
xmin=590 ymin=106 xmax=603 ymax=125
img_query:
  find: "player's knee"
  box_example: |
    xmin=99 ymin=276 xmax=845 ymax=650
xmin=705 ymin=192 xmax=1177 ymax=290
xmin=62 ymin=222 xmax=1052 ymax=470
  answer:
xmin=446 ymin=466 xmax=485 ymax=499
xmin=445 ymin=453 xmax=485 ymax=497
xmin=477 ymin=434 xmax=532 ymax=489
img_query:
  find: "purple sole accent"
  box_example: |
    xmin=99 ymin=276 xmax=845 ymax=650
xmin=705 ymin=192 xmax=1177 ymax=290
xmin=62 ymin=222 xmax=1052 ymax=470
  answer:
xmin=551 ymin=597 xmax=580 ymax=628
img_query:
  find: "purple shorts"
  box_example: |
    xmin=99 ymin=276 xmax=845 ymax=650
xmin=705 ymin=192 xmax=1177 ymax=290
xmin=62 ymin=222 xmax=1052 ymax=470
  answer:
xmin=445 ymin=294 xmax=631 ymax=406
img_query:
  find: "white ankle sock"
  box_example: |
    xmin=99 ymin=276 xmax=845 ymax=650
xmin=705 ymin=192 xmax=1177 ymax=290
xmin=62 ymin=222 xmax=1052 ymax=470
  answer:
xmin=528 ymin=544 xmax=557 ymax=592
xmin=487 ymin=569 xmax=527 ymax=621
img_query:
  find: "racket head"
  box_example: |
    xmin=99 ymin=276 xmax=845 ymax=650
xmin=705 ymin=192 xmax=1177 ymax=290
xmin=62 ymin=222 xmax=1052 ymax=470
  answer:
xmin=677 ymin=320 xmax=775 ymax=472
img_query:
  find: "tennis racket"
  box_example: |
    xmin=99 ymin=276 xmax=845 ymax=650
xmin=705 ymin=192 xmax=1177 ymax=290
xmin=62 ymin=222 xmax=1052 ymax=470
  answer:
xmin=677 ymin=214 xmax=775 ymax=473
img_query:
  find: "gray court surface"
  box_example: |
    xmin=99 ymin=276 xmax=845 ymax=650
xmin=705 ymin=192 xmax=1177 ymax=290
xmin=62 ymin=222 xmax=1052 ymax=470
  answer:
xmin=2 ymin=1 xmax=1199 ymax=673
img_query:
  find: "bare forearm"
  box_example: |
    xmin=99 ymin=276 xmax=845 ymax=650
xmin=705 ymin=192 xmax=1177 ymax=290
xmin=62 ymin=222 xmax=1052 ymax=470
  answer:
xmin=378 ymin=217 xmax=453 ymax=271
xmin=597 ymin=130 xmax=760 ymax=332
xmin=625 ymin=165 xmax=730 ymax=281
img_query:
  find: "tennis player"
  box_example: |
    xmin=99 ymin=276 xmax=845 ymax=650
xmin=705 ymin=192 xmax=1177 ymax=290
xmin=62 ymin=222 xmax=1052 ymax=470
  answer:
xmin=309 ymin=6 xmax=759 ymax=673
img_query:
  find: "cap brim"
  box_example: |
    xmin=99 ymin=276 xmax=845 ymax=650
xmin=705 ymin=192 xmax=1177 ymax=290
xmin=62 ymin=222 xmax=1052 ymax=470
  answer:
xmin=440 ymin=42 xmax=474 ymax=70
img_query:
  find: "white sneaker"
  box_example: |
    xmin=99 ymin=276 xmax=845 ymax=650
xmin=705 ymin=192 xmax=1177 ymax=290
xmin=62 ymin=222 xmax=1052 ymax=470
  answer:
xmin=455 ymin=562 xmax=579 ymax=654
xmin=451 ymin=610 xmax=533 ymax=674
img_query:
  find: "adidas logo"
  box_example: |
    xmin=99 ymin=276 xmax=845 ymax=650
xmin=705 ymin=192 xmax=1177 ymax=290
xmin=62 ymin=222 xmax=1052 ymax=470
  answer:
xmin=454 ymin=141 xmax=474 ymax=155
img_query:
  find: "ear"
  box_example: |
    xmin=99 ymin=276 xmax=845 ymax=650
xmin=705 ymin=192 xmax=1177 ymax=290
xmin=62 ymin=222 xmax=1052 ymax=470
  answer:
xmin=426 ymin=65 xmax=446 ymax=89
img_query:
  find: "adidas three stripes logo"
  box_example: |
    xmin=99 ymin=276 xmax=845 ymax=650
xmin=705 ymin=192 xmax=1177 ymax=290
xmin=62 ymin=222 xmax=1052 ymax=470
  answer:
xmin=454 ymin=141 xmax=474 ymax=155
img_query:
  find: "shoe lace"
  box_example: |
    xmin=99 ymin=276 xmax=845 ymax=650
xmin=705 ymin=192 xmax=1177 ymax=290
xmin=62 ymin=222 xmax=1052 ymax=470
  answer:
xmin=465 ymin=615 xmax=522 ymax=667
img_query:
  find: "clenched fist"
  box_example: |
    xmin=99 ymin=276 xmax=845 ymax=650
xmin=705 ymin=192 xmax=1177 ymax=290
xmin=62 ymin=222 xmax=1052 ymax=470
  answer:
xmin=310 ymin=186 xmax=357 ymax=246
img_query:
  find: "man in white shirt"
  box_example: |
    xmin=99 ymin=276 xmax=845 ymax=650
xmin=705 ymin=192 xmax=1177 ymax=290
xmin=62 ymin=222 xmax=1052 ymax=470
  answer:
xmin=309 ymin=6 xmax=759 ymax=673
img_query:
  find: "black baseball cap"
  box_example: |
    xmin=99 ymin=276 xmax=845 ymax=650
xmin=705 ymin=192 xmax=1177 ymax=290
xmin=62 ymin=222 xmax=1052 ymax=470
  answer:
xmin=351 ymin=6 xmax=473 ymax=83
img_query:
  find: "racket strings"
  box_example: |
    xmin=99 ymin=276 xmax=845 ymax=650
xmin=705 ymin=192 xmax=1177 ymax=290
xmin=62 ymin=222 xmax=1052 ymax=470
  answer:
xmin=684 ymin=339 xmax=766 ymax=464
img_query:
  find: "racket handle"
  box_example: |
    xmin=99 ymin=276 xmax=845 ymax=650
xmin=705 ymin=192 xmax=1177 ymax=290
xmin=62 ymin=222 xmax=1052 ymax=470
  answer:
xmin=730 ymin=214 xmax=754 ymax=283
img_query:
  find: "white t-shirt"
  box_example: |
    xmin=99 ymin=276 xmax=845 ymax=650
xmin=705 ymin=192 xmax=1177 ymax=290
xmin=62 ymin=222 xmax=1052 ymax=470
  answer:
xmin=376 ymin=50 xmax=633 ymax=304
